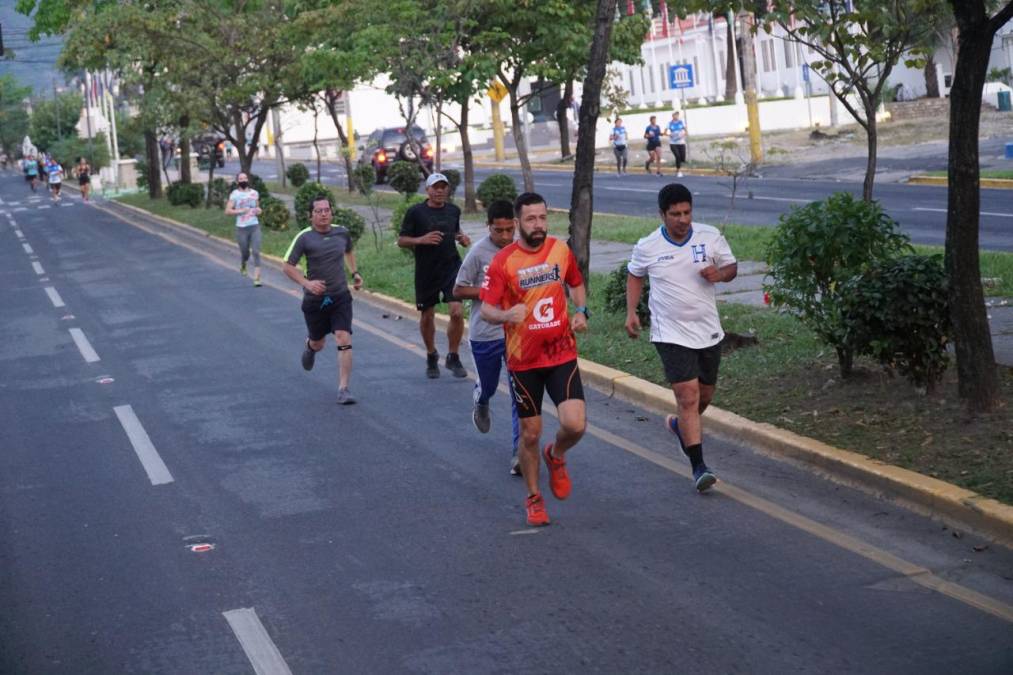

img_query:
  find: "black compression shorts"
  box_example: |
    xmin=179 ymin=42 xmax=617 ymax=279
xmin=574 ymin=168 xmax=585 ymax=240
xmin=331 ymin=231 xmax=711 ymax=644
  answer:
xmin=509 ymin=359 xmax=584 ymax=418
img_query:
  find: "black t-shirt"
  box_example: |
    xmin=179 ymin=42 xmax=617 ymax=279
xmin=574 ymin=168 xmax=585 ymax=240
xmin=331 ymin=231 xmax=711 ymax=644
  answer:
xmin=399 ymin=201 xmax=463 ymax=288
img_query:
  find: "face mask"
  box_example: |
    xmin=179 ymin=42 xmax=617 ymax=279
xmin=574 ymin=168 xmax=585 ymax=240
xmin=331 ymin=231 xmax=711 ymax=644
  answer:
xmin=238 ymin=181 xmax=249 ymax=189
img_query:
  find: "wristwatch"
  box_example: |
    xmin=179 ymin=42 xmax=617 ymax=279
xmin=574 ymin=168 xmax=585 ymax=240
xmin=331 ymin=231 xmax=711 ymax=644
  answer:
xmin=574 ymin=305 xmax=590 ymax=319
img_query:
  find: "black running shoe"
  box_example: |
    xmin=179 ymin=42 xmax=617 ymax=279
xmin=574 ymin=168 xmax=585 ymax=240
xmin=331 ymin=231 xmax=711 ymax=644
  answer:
xmin=302 ymin=341 xmax=316 ymax=371
xmin=445 ymin=352 xmax=467 ymax=378
xmin=426 ymin=351 xmax=440 ymax=379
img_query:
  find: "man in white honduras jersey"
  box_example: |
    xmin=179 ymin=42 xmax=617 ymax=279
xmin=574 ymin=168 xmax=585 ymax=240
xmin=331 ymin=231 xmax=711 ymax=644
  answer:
xmin=624 ymin=183 xmax=737 ymax=492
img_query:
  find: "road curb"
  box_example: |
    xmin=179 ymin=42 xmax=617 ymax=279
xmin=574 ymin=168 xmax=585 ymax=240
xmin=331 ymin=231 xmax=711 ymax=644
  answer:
xmin=907 ymin=175 xmax=1013 ymax=190
xmin=100 ymin=196 xmax=1013 ymax=547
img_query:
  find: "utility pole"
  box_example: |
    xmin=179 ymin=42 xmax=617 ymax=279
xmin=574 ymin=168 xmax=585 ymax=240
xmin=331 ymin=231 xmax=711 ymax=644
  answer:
xmin=739 ymin=13 xmax=762 ymax=165
xmin=53 ymin=80 xmax=62 ymax=140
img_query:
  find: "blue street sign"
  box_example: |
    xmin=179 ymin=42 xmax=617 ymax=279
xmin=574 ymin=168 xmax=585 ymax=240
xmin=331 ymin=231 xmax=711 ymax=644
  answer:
xmin=668 ymin=64 xmax=694 ymax=90
xmin=802 ymin=63 xmax=810 ymax=83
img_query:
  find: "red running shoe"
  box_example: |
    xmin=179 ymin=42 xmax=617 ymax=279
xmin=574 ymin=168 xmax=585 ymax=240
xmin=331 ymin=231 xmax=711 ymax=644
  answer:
xmin=543 ymin=443 xmax=571 ymax=500
xmin=526 ymin=493 xmax=550 ymax=527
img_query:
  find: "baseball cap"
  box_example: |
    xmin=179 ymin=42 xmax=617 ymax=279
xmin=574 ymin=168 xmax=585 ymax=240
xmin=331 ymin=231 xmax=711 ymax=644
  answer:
xmin=426 ymin=173 xmax=449 ymax=188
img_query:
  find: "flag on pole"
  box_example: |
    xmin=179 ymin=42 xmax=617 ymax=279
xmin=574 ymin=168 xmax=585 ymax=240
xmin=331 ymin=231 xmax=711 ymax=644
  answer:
xmin=626 ymin=1 xmax=635 ymax=16
xmin=660 ymin=2 xmax=670 ymax=38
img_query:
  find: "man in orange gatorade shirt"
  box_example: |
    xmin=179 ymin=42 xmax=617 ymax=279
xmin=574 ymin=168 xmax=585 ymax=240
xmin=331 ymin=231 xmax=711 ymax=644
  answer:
xmin=480 ymin=192 xmax=589 ymax=527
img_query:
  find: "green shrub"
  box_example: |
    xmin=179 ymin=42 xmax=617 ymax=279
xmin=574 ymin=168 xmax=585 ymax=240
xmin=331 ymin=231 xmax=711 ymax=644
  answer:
xmin=207 ymin=177 xmax=230 ymax=209
xmin=353 ymin=164 xmax=376 ymax=195
xmin=602 ymin=262 xmax=650 ymax=326
xmin=841 ymin=255 xmax=951 ymax=391
xmin=259 ymin=196 xmax=290 ymax=231
xmin=388 ymin=159 xmax=421 ymax=199
xmin=391 ymin=194 xmax=426 ymax=235
xmin=135 ymin=158 xmax=149 ymax=191
xmin=286 ymin=162 xmax=310 ymax=188
xmin=333 ymin=208 xmax=365 ymax=244
xmin=477 ymin=173 xmax=517 ymax=206
xmin=764 ymin=192 xmax=911 ymax=377
xmin=442 ymin=168 xmax=461 ymax=199
xmin=294 ymin=181 xmax=335 ymax=228
xmin=166 ymin=181 xmax=204 ymax=208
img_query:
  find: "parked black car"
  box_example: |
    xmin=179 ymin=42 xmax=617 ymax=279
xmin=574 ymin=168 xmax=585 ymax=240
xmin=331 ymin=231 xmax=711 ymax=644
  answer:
xmin=357 ymin=126 xmax=433 ymax=183
xmin=193 ymin=134 xmax=226 ymax=169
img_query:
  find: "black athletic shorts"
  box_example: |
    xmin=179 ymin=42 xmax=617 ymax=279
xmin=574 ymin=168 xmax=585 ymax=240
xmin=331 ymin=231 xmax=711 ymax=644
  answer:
xmin=302 ymin=292 xmax=353 ymax=340
xmin=509 ymin=359 xmax=584 ymax=419
xmin=24 ymin=174 xmax=34 ymax=182
xmin=646 ymin=140 xmax=661 ymax=151
xmin=415 ymin=276 xmax=458 ymax=311
xmin=654 ymin=342 xmax=722 ymax=386
xmin=79 ymin=175 xmax=91 ymax=186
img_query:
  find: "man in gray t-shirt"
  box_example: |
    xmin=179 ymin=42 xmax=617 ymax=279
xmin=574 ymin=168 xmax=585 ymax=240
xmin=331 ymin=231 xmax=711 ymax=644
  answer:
xmin=453 ymin=201 xmax=521 ymax=475
xmin=283 ymin=195 xmax=363 ymax=405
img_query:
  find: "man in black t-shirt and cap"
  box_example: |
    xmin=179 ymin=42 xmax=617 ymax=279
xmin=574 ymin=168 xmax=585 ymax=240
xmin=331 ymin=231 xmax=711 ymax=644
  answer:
xmin=397 ymin=172 xmax=472 ymax=379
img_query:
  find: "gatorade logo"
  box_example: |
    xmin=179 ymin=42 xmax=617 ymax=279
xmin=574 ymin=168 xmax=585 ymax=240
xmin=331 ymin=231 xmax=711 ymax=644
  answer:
xmin=533 ymin=298 xmax=554 ymax=324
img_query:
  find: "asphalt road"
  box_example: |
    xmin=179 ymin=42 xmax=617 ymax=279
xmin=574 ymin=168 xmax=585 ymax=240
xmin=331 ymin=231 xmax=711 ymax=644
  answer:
xmin=3 ymin=173 xmax=1012 ymax=673
xmin=245 ymin=154 xmax=1013 ymax=252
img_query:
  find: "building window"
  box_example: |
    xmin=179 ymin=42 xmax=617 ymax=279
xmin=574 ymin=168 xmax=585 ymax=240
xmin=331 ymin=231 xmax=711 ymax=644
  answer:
xmin=783 ymin=40 xmax=795 ymax=68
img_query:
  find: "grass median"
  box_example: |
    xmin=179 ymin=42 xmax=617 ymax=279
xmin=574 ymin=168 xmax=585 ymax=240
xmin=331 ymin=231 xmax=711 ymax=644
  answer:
xmin=117 ymin=193 xmax=1013 ymax=505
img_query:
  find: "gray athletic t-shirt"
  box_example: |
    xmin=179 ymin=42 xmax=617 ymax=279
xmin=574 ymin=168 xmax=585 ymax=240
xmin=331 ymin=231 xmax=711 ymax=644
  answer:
xmin=285 ymin=226 xmax=353 ymax=296
xmin=455 ymin=235 xmax=506 ymax=342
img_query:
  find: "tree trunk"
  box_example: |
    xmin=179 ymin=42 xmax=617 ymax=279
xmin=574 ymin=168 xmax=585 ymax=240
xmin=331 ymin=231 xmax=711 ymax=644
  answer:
xmin=924 ymin=54 xmax=940 ymax=98
xmin=144 ymin=129 xmax=162 ymax=199
xmin=459 ymin=99 xmax=477 ymax=213
xmin=434 ymin=101 xmax=442 ymax=172
xmin=205 ymin=156 xmax=216 ymax=209
xmin=313 ymin=107 xmax=321 ymax=183
xmin=508 ymin=89 xmax=535 ymax=192
xmin=945 ymin=0 xmax=1005 ymax=412
xmin=324 ymin=90 xmax=356 ymax=192
xmin=178 ymin=113 xmax=191 ymax=184
xmin=569 ymin=0 xmax=618 ymax=287
xmin=724 ymin=15 xmax=738 ymax=101
xmin=556 ymin=79 xmax=573 ymax=159
xmin=862 ymin=102 xmax=877 ymax=202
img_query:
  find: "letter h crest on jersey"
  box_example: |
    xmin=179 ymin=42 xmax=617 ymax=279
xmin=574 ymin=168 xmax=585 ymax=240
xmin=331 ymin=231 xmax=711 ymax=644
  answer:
xmin=691 ymin=243 xmax=708 ymax=263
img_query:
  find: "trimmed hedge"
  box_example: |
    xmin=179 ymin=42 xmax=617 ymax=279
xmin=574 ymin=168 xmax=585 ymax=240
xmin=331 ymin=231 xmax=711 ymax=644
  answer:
xmin=477 ymin=173 xmax=517 ymax=206
xmin=286 ymin=162 xmax=310 ymax=188
xmin=259 ymin=195 xmax=290 ymax=231
xmin=294 ymin=182 xmax=336 ymax=228
xmin=166 ymin=181 xmax=203 ymax=208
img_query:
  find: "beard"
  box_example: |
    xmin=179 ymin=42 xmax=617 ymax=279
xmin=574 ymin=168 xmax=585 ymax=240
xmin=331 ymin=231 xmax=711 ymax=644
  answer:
xmin=520 ymin=229 xmax=546 ymax=247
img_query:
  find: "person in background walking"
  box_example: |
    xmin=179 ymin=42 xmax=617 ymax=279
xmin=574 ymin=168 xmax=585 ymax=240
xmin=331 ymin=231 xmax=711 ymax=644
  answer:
xmin=644 ymin=115 xmax=663 ymax=176
xmin=610 ymin=117 xmax=629 ymax=176
xmin=666 ymin=111 xmax=688 ymax=177
xmin=76 ymin=157 xmax=92 ymax=202
xmin=225 ymin=172 xmax=263 ymax=287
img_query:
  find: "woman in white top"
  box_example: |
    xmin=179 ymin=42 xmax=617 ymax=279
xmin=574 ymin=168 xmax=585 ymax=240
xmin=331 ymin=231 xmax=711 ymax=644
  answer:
xmin=225 ymin=172 xmax=263 ymax=287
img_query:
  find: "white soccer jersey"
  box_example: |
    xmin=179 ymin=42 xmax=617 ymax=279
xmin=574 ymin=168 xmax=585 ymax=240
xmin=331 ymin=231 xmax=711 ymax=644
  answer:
xmin=627 ymin=223 xmax=736 ymax=349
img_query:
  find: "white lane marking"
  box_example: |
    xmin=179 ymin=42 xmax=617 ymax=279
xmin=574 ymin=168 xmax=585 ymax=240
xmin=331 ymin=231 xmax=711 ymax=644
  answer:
xmin=22 ymin=242 xmax=34 ymax=254
xmin=913 ymin=206 xmax=1013 ymax=218
xmin=61 ymin=203 xmax=74 ymax=208
xmin=32 ymin=261 xmax=44 ymax=275
xmin=69 ymin=327 xmax=100 ymax=363
xmin=510 ymin=529 xmax=544 ymax=536
xmin=44 ymin=286 xmax=65 ymax=307
xmin=223 ymin=608 xmax=293 ymax=675
xmin=37 ymin=205 xmax=51 ymax=210
xmin=113 ymin=405 xmax=174 ymax=486
xmin=15 ymin=229 xmax=24 ymax=238
xmin=600 ymin=186 xmax=660 ymax=194
xmin=750 ymin=195 xmax=811 ymax=203
xmin=14 ymin=207 xmax=27 ymax=212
